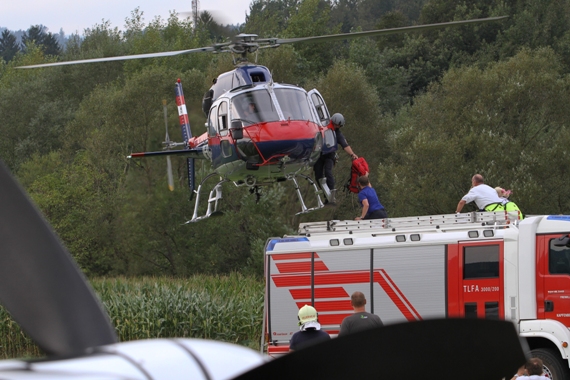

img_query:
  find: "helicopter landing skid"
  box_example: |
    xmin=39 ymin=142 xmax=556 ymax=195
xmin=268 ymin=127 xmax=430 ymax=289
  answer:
xmin=290 ymin=174 xmax=325 ymax=215
xmin=185 ymin=173 xmax=229 ymax=224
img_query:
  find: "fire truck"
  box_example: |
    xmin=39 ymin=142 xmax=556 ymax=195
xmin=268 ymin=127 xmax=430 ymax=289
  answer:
xmin=262 ymin=212 xmax=570 ymax=379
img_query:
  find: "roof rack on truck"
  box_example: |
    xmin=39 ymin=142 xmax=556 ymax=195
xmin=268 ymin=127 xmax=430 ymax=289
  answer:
xmin=297 ymin=211 xmax=521 ymax=235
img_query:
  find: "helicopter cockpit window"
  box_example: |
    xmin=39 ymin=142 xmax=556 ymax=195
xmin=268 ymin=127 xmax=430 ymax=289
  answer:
xmin=231 ymin=90 xmax=279 ymax=126
xmin=274 ymin=88 xmax=313 ymax=122
xmin=208 ymin=105 xmax=218 ymax=137
xmin=218 ymin=101 xmax=229 ymax=135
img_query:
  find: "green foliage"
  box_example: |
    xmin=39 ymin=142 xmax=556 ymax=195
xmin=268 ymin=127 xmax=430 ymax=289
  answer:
xmin=348 ymin=35 xmax=410 ymax=114
xmin=21 ymin=25 xmax=61 ymax=56
xmin=245 ymin=0 xmax=299 ymax=36
xmin=283 ymin=0 xmax=341 ymax=75
xmin=97 ymin=275 xmax=264 ymax=346
xmin=0 ymin=30 xmax=20 ymax=62
xmin=378 ymin=48 xmax=570 ymax=216
xmin=0 ymin=275 xmax=264 ymax=358
xmin=18 ymin=152 xmax=118 ymax=275
xmin=4 ymin=0 xmax=570 ymax=278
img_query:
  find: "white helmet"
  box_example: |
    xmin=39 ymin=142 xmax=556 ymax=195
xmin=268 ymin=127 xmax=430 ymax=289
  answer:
xmin=298 ymin=305 xmax=321 ymax=330
xmin=331 ymin=113 xmax=345 ymax=127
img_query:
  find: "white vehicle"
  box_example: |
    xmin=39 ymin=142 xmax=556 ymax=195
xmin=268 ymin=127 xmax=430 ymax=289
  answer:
xmin=263 ymin=211 xmax=570 ymax=379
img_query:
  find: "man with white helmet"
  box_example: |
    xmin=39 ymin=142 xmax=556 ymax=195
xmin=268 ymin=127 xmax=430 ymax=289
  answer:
xmin=289 ymin=305 xmax=330 ymax=351
xmin=313 ymin=113 xmax=358 ymax=206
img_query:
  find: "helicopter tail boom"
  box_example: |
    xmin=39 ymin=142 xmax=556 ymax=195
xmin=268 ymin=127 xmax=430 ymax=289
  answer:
xmin=128 ymin=148 xmax=206 ymax=160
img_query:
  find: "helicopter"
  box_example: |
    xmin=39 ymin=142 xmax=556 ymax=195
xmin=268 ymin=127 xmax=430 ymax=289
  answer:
xmin=18 ymin=16 xmax=508 ymax=223
xmin=0 ymin=158 xmax=528 ymax=379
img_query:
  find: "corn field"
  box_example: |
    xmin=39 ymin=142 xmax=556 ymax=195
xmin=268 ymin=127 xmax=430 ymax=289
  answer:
xmin=0 ymin=273 xmax=264 ymax=359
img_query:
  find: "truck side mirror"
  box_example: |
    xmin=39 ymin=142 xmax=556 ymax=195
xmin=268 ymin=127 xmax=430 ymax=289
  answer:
xmin=553 ymin=235 xmax=570 ymax=247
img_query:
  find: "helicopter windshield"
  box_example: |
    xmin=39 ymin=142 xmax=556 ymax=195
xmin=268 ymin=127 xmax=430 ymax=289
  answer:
xmin=273 ymin=88 xmax=313 ymax=122
xmin=231 ymin=90 xmax=279 ymax=125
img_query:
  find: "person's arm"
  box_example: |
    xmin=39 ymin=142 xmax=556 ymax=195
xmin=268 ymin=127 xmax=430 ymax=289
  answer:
xmin=337 ymin=130 xmax=357 ymax=159
xmin=289 ymin=335 xmax=296 ymax=352
xmin=356 ymin=199 xmax=369 ymax=220
xmin=338 ymin=319 xmax=348 ymax=337
xmin=510 ymin=365 xmax=525 ymax=380
xmin=343 ymin=145 xmax=357 ymax=160
xmin=456 ymin=199 xmax=466 ymax=213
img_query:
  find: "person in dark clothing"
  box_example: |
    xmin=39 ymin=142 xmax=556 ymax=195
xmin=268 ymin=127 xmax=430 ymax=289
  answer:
xmin=289 ymin=305 xmax=330 ymax=351
xmin=313 ymin=113 xmax=358 ymax=206
xmin=355 ymin=176 xmax=387 ymax=220
xmin=338 ymin=291 xmax=383 ymax=337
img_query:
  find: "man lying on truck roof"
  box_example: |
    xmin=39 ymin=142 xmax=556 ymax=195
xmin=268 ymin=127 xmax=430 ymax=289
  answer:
xmin=456 ymin=174 xmax=503 ymax=214
xmin=456 ymin=174 xmax=523 ymax=218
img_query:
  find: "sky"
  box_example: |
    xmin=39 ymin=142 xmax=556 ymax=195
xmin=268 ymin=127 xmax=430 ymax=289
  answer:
xmin=1 ymin=0 xmax=253 ymax=35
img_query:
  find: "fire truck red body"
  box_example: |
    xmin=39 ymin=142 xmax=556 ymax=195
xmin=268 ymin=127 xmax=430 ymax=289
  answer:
xmin=262 ymin=212 xmax=570 ymax=379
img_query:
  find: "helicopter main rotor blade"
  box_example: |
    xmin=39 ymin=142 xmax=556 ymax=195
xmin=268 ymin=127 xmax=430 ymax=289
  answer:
xmin=0 ymin=160 xmax=118 ymax=356
xmin=17 ymin=16 xmax=506 ymax=69
xmin=17 ymin=45 xmax=222 ymax=69
xmin=266 ymin=16 xmax=508 ymax=46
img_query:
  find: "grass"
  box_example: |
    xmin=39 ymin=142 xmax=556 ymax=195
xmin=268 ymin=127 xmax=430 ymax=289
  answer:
xmin=0 ymin=273 xmax=264 ymax=359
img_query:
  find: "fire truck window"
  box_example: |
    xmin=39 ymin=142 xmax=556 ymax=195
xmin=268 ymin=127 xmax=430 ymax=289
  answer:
xmin=463 ymin=245 xmax=499 ymax=279
xmin=464 ymin=303 xmax=477 ymax=318
xmin=549 ymin=240 xmax=570 ymax=275
xmin=485 ymin=302 xmax=499 ymax=320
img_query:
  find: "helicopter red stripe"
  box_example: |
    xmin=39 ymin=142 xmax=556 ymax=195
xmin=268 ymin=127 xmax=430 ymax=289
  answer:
xmin=244 ymin=120 xmax=319 ymax=142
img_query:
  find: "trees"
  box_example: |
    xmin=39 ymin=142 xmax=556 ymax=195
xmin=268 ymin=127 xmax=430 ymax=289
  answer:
xmin=377 ymin=48 xmax=570 ymax=217
xmin=21 ymin=25 xmax=61 ymax=56
xmin=283 ymin=0 xmax=341 ymax=75
xmin=0 ymin=30 xmax=19 ymax=62
xmin=5 ymin=0 xmax=570 ymax=277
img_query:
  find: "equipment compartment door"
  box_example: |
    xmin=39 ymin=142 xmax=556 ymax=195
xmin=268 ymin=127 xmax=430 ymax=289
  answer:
xmin=536 ymin=234 xmax=570 ymax=325
xmin=449 ymin=242 xmax=504 ymax=319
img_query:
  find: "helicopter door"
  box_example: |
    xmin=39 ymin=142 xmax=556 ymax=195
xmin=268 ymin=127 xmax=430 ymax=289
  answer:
xmin=218 ymin=101 xmax=229 ymax=137
xmin=208 ymin=105 xmax=218 ymax=137
xmin=217 ymin=101 xmax=233 ymax=158
xmin=308 ymin=89 xmax=330 ymax=127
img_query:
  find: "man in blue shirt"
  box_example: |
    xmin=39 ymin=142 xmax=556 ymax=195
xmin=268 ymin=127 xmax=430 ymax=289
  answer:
xmin=355 ymin=176 xmax=387 ymax=220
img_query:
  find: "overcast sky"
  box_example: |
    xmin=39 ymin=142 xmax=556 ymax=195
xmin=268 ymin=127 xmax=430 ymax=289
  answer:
xmin=1 ymin=0 xmax=253 ymax=35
